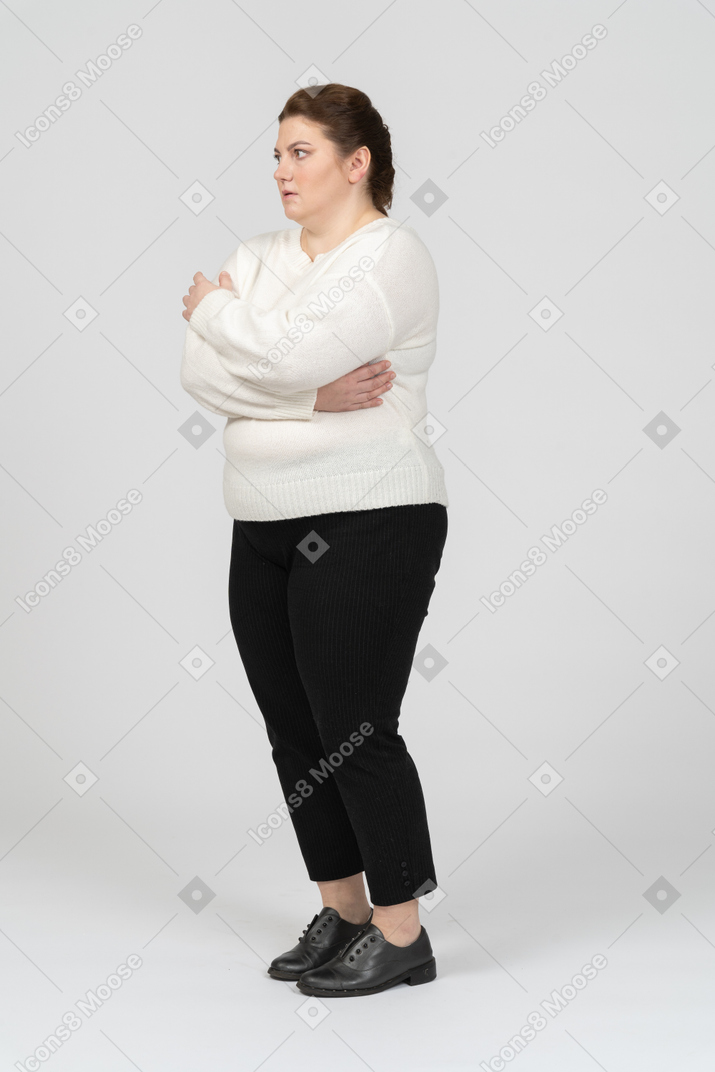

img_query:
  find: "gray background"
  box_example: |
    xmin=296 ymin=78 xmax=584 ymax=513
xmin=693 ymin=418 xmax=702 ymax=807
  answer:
xmin=2 ymin=1 xmax=714 ymax=1069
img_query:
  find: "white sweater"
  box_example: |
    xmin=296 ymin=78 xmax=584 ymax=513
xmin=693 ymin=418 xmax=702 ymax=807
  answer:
xmin=180 ymin=216 xmax=449 ymax=521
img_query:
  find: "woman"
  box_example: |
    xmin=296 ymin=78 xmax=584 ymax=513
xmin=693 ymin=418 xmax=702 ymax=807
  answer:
xmin=180 ymin=83 xmax=448 ymax=998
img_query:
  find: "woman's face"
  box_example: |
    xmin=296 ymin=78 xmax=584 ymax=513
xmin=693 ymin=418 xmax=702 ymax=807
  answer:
xmin=273 ymin=116 xmax=365 ymax=221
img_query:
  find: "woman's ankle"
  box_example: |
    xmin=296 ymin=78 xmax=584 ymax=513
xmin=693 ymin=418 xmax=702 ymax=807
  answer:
xmin=332 ymin=909 xmax=373 ymax=926
xmin=370 ymin=904 xmax=420 ymax=945
xmin=326 ymin=903 xmax=372 ymax=925
xmin=316 ymin=873 xmax=371 ymax=925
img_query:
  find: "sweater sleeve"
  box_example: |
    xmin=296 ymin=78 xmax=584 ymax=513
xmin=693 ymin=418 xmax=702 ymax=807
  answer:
xmin=188 ymin=247 xmax=395 ymax=395
xmin=179 ymin=247 xmax=317 ymax=420
xmin=180 ymin=324 xmax=318 ymax=420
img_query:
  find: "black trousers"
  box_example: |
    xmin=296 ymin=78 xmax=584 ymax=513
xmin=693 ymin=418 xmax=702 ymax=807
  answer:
xmin=227 ymin=502 xmax=448 ymax=906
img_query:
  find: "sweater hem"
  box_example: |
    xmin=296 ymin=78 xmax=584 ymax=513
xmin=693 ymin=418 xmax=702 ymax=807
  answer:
xmin=222 ymin=464 xmax=448 ymax=521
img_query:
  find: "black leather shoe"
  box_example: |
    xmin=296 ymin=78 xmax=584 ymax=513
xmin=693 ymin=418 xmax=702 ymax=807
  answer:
xmin=267 ymin=906 xmax=373 ymax=981
xmin=295 ymin=921 xmax=436 ymax=996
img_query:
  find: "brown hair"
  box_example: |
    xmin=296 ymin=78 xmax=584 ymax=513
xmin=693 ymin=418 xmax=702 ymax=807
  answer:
xmin=277 ymin=84 xmax=395 ymax=216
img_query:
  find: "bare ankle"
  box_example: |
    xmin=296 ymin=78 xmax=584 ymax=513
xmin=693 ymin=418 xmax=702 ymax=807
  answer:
xmin=371 ymin=906 xmax=420 ymax=946
xmin=316 ymin=873 xmax=371 ymax=926
xmin=331 ymin=904 xmax=371 ymax=925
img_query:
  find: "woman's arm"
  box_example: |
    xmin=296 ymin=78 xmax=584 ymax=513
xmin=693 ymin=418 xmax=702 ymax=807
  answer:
xmin=181 ymin=325 xmax=317 ymax=419
xmin=181 ymin=323 xmax=395 ymax=419
xmin=182 ymin=241 xmax=394 ymax=396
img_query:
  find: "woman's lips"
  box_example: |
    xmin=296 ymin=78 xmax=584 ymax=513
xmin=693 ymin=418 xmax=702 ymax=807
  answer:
xmin=283 ymin=191 xmax=296 ymax=198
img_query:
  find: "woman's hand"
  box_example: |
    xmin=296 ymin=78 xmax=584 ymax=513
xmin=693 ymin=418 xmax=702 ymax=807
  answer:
xmin=314 ymin=360 xmax=396 ymax=412
xmin=182 ymin=271 xmax=234 ymax=322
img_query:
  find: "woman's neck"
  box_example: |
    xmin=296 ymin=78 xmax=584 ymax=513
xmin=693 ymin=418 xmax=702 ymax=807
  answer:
xmin=300 ymin=208 xmax=386 ymax=260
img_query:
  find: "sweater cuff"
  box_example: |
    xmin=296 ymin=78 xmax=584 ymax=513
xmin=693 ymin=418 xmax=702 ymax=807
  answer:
xmin=268 ymin=388 xmax=318 ymax=420
xmin=189 ymin=287 xmax=235 ymax=339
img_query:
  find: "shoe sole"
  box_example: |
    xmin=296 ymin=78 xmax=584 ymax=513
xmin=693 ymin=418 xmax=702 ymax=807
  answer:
xmin=295 ymin=957 xmax=437 ymax=997
xmin=267 ymin=967 xmax=302 ymax=980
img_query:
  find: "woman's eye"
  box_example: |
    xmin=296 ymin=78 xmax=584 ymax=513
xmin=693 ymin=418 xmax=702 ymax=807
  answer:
xmin=274 ymin=149 xmax=307 ymax=163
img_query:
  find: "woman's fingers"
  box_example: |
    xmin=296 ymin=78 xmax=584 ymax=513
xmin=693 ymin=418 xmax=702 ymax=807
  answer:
xmin=368 ymin=379 xmax=392 ymax=397
xmin=361 ymin=368 xmax=395 ymax=392
xmin=325 ymin=360 xmax=394 ymax=410
xmin=356 ymin=359 xmax=391 ymax=382
xmin=358 ymin=380 xmax=392 ymax=407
